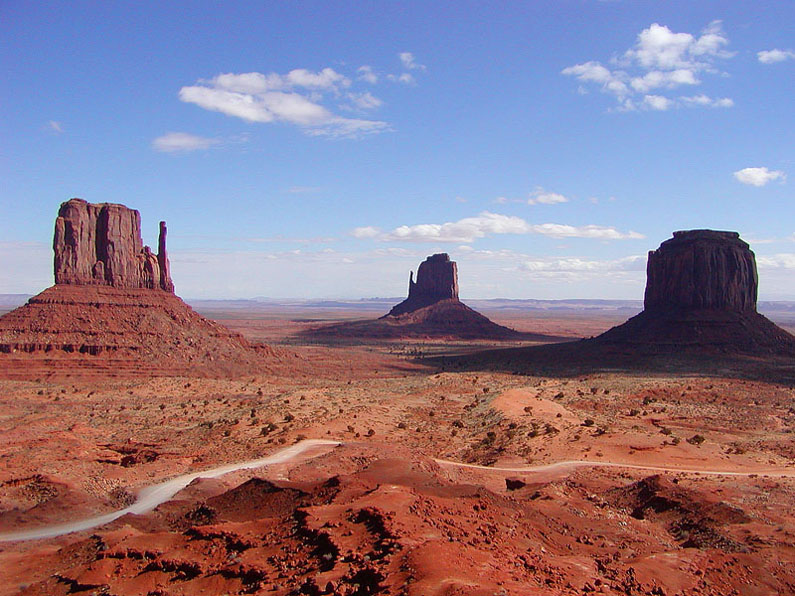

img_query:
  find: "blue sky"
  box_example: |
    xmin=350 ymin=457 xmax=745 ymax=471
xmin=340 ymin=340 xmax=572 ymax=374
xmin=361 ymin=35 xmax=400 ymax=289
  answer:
xmin=2 ymin=1 xmax=793 ymax=299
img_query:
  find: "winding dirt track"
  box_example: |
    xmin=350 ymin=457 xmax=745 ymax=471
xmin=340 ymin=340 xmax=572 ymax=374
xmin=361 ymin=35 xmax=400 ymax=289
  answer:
xmin=0 ymin=439 xmax=341 ymax=543
xmin=2 ymin=439 xmax=794 ymax=543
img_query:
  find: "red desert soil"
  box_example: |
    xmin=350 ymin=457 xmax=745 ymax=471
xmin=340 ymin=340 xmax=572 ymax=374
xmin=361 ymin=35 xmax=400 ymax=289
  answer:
xmin=1 ymin=309 xmax=794 ymax=595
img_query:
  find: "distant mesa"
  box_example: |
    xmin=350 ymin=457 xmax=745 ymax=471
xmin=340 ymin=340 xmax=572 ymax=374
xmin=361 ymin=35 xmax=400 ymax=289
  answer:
xmin=54 ymin=198 xmax=174 ymax=292
xmin=0 ymin=198 xmax=265 ymax=378
xmin=304 ymin=253 xmax=560 ymax=342
xmin=595 ymin=229 xmax=794 ymax=352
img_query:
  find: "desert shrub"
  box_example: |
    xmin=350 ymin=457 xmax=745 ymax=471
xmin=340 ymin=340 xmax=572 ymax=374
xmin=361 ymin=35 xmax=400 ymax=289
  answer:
xmin=687 ymin=434 xmax=706 ymax=445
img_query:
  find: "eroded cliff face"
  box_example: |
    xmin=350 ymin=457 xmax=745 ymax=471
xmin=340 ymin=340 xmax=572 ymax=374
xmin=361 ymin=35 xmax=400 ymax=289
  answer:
xmin=53 ymin=198 xmax=174 ymax=292
xmin=387 ymin=253 xmax=459 ymax=316
xmin=644 ymin=230 xmax=757 ymax=313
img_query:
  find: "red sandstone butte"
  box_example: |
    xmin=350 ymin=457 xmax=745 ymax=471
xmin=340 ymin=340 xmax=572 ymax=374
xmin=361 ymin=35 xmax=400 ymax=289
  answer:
xmin=387 ymin=253 xmax=459 ymax=317
xmin=53 ymin=198 xmax=174 ymax=292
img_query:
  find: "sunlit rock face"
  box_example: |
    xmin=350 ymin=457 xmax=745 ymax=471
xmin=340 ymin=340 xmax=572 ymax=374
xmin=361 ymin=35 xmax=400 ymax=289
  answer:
xmin=53 ymin=198 xmax=174 ymax=292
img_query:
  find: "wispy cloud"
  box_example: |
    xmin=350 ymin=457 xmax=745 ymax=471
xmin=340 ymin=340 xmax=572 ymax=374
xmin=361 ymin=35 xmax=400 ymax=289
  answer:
xmin=496 ymin=187 xmax=570 ymax=205
xmin=757 ymin=254 xmax=795 ymax=269
xmin=519 ymin=255 xmax=645 ymax=273
xmin=733 ymin=167 xmax=786 ymax=187
xmin=563 ymin=21 xmax=735 ymax=112
xmin=351 ymin=226 xmax=381 ymax=239
xmin=46 ymin=120 xmax=64 ymax=134
xmin=354 ymin=212 xmax=643 ymax=244
xmin=399 ymin=52 xmax=426 ymax=71
xmin=357 ymin=65 xmax=378 ymax=84
xmin=386 ymin=52 xmax=426 ymax=85
xmin=345 ymin=91 xmax=383 ymax=110
xmin=387 ymin=72 xmax=415 ymax=85
xmin=179 ymin=68 xmax=390 ymax=138
xmin=528 ymin=187 xmax=569 ymax=205
xmin=152 ymin=131 xmax=220 ymax=153
xmin=757 ymin=49 xmax=795 ymax=64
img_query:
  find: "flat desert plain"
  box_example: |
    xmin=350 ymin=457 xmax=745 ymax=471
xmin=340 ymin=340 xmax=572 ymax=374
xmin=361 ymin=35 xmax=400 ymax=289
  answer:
xmin=1 ymin=303 xmax=794 ymax=595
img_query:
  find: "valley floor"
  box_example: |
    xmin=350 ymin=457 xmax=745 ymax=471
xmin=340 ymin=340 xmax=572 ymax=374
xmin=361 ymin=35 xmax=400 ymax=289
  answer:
xmin=0 ymin=310 xmax=793 ymax=595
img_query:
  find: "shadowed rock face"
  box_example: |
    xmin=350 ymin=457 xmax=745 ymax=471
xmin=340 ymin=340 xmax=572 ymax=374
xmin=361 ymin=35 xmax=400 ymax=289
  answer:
xmin=645 ymin=230 xmax=757 ymax=313
xmin=387 ymin=253 xmax=459 ymax=316
xmin=592 ymin=229 xmax=794 ymax=353
xmin=53 ymin=198 xmax=174 ymax=292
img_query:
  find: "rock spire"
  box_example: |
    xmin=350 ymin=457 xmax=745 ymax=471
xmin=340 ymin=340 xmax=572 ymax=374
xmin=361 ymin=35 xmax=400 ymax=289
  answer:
xmin=53 ymin=198 xmax=174 ymax=292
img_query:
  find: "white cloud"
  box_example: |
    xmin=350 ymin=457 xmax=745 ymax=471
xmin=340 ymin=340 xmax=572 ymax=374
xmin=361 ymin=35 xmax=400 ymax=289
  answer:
xmin=520 ymin=255 xmax=645 ymax=273
xmin=680 ymin=94 xmax=734 ymax=108
xmin=387 ymin=72 xmax=415 ymax=85
xmin=179 ymin=69 xmax=390 ymax=138
xmin=529 ymin=223 xmax=644 ymax=240
xmin=733 ymin=167 xmax=786 ymax=187
xmin=562 ymin=61 xmax=629 ymax=98
xmin=622 ymin=21 xmax=732 ymax=71
xmin=563 ymin=21 xmax=734 ymax=112
xmin=367 ymin=212 xmax=643 ymax=243
xmin=351 ymin=226 xmax=381 ymax=239
xmin=399 ymin=52 xmax=426 ymax=71
xmin=152 ymin=132 xmax=220 ymax=153
xmin=630 ymin=69 xmax=699 ymax=93
xmin=757 ymin=49 xmax=795 ymax=64
xmin=346 ymin=91 xmax=383 ymax=110
xmin=47 ymin=120 xmax=64 ymax=133
xmin=357 ymin=65 xmax=378 ymax=84
xmin=757 ymin=254 xmax=795 ymax=269
xmin=285 ymin=68 xmax=350 ymax=90
xmin=528 ymin=187 xmax=569 ymax=205
xmin=643 ymin=94 xmax=672 ymax=111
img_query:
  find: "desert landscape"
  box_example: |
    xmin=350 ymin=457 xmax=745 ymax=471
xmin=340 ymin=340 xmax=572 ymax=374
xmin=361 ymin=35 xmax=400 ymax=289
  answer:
xmin=3 ymin=5 xmax=794 ymax=595
xmin=0 ymin=200 xmax=794 ymax=596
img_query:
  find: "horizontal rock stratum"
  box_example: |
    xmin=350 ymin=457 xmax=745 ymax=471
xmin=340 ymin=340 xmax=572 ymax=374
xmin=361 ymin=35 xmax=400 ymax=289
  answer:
xmin=54 ymin=198 xmax=174 ymax=292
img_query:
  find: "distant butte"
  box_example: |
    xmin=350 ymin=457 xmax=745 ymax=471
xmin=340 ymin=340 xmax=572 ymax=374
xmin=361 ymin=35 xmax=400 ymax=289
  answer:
xmin=386 ymin=253 xmax=459 ymax=316
xmin=0 ymin=198 xmax=266 ymax=378
xmin=305 ymin=253 xmax=562 ymax=342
